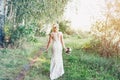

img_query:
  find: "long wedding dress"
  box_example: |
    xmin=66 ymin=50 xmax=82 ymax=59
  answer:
xmin=50 ymin=32 xmax=64 ymax=80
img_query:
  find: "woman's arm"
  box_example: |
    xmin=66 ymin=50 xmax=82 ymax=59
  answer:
xmin=46 ymin=34 xmax=52 ymax=51
xmin=60 ymin=32 xmax=66 ymax=49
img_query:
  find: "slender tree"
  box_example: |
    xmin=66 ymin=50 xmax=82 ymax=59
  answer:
xmin=0 ymin=0 xmax=5 ymax=47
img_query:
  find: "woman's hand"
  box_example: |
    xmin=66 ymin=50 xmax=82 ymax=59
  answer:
xmin=63 ymin=47 xmax=67 ymax=52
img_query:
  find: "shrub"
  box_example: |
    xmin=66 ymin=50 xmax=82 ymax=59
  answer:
xmin=59 ymin=20 xmax=74 ymax=35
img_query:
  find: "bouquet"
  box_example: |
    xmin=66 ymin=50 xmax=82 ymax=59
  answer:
xmin=65 ymin=47 xmax=72 ymax=55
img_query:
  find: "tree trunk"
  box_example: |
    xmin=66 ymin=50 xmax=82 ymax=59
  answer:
xmin=0 ymin=0 xmax=5 ymax=48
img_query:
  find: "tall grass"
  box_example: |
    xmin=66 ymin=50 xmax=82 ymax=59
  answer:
xmin=0 ymin=36 xmax=47 ymax=80
xmin=62 ymin=50 xmax=120 ymax=80
xmin=0 ymin=35 xmax=119 ymax=80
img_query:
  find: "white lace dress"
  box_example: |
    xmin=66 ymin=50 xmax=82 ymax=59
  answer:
xmin=50 ymin=32 xmax=64 ymax=80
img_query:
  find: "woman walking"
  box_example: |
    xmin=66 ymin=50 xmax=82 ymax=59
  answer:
xmin=46 ymin=23 xmax=66 ymax=80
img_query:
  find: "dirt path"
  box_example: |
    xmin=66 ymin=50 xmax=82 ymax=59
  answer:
xmin=15 ymin=48 xmax=45 ymax=80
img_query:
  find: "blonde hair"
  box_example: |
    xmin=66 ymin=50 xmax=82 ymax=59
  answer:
xmin=52 ymin=23 xmax=59 ymax=32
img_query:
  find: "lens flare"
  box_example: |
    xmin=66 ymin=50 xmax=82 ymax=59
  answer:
xmin=63 ymin=0 xmax=107 ymax=31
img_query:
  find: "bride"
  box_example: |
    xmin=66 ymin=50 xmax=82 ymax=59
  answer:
xmin=46 ymin=23 xmax=66 ymax=80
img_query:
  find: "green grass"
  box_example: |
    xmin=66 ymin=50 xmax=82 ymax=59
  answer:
xmin=0 ymin=49 xmax=28 ymax=80
xmin=0 ymin=37 xmax=47 ymax=80
xmin=0 ymin=35 xmax=120 ymax=80
xmin=62 ymin=50 xmax=119 ymax=80
xmin=36 ymin=50 xmax=119 ymax=80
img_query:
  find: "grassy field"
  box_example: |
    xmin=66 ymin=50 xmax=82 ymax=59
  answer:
xmin=0 ymin=35 xmax=120 ymax=80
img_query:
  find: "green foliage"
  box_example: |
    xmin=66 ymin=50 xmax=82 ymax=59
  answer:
xmin=62 ymin=50 xmax=119 ymax=80
xmin=59 ymin=20 xmax=74 ymax=35
xmin=63 ymin=35 xmax=98 ymax=51
xmin=80 ymin=36 xmax=100 ymax=53
xmin=4 ymin=20 xmax=14 ymax=37
xmin=59 ymin=21 xmax=68 ymax=33
xmin=0 ymin=38 xmax=45 ymax=79
xmin=8 ymin=0 xmax=69 ymax=23
xmin=4 ymin=0 xmax=69 ymax=47
xmin=0 ymin=49 xmax=28 ymax=80
xmin=0 ymin=36 xmax=120 ymax=80
xmin=5 ymin=23 xmax=38 ymax=48
xmin=39 ymin=31 xmax=46 ymax=37
xmin=4 ymin=25 xmax=11 ymax=37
